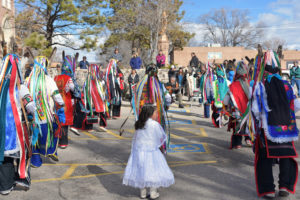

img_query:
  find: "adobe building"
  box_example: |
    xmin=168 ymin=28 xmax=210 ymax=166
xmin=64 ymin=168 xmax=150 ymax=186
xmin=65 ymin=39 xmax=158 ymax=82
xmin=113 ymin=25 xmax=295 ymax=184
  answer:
xmin=0 ymin=0 xmax=15 ymax=59
xmin=173 ymin=46 xmax=300 ymax=69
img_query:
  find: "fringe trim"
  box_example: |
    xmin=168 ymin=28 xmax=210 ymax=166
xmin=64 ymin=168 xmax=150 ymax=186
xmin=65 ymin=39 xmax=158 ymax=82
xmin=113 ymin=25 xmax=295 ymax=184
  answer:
xmin=123 ymin=178 xmax=175 ymax=189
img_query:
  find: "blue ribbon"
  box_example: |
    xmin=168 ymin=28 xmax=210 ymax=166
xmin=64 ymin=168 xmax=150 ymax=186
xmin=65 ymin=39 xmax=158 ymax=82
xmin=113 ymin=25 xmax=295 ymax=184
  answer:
xmin=266 ymin=74 xmax=281 ymax=83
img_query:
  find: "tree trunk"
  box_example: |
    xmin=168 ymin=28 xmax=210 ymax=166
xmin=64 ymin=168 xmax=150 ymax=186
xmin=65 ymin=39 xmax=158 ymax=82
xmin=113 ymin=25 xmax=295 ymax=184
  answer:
xmin=46 ymin=4 xmax=53 ymax=48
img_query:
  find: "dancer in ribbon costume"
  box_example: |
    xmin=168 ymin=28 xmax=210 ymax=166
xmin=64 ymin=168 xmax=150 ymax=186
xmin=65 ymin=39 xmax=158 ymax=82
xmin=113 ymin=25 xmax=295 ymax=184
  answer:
xmin=0 ymin=54 xmax=37 ymax=194
xmin=249 ymin=50 xmax=299 ymax=198
xmin=223 ymin=61 xmax=252 ymax=149
xmin=73 ymin=64 xmax=108 ymax=130
xmin=199 ymin=63 xmax=214 ymax=118
xmin=26 ymin=54 xmax=65 ymax=168
xmin=105 ymin=59 xmax=123 ymax=118
xmin=211 ymin=65 xmax=230 ymax=127
xmin=132 ymin=66 xmax=171 ymax=151
xmin=54 ymin=52 xmax=79 ymax=149
xmin=87 ymin=64 xmax=108 ymax=126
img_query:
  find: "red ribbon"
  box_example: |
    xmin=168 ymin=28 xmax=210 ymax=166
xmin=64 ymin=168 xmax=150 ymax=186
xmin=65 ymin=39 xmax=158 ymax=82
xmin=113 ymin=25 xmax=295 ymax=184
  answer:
xmin=9 ymin=56 xmax=26 ymax=178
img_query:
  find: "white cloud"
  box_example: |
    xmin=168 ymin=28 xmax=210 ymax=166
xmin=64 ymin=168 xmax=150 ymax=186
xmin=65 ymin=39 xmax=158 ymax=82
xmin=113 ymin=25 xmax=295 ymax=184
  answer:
xmin=182 ymin=22 xmax=206 ymax=46
xmin=52 ymin=34 xmax=108 ymax=62
xmin=257 ymin=0 xmax=300 ymax=50
xmin=182 ymin=1 xmax=300 ymax=50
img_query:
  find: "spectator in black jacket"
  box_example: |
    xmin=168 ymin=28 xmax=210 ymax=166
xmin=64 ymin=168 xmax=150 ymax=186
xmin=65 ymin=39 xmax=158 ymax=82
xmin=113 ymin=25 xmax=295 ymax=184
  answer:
xmin=190 ymin=52 xmax=199 ymax=68
xmin=128 ymin=69 xmax=140 ymax=98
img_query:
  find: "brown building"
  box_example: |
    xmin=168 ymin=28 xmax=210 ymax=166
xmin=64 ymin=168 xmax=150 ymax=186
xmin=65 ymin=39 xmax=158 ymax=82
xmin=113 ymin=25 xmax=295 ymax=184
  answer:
xmin=0 ymin=0 xmax=15 ymax=59
xmin=173 ymin=46 xmax=300 ymax=70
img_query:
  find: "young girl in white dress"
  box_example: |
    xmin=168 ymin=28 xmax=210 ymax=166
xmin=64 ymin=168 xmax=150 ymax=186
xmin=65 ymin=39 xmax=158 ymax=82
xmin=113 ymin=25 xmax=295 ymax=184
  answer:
xmin=123 ymin=104 xmax=175 ymax=199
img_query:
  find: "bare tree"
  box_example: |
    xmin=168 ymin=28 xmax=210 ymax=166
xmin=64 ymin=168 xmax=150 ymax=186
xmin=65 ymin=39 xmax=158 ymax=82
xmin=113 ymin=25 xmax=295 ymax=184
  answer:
xmin=262 ymin=37 xmax=286 ymax=51
xmin=200 ymin=8 xmax=264 ymax=47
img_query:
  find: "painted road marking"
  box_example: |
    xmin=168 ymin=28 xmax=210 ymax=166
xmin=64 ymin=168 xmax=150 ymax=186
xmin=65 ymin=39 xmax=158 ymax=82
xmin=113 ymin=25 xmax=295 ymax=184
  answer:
xmin=105 ymin=129 xmax=125 ymax=139
xmin=166 ymin=119 xmax=192 ymax=125
xmin=168 ymin=109 xmax=191 ymax=113
xmin=170 ymin=133 xmax=184 ymax=139
xmin=32 ymin=160 xmax=217 ymax=183
xmin=61 ymin=164 xmax=78 ymax=179
xmin=82 ymin=131 xmax=99 ymax=140
xmin=168 ymin=143 xmax=209 ymax=153
xmin=175 ymin=127 xmax=208 ymax=137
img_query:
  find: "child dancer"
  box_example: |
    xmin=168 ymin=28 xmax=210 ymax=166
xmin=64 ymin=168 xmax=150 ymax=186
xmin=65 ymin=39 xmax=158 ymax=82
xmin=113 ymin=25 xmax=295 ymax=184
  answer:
xmin=123 ymin=104 xmax=174 ymax=199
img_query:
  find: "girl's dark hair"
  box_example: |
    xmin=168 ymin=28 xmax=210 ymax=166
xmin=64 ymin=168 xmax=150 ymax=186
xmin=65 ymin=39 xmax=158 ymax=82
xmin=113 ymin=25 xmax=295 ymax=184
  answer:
xmin=135 ymin=104 xmax=156 ymax=130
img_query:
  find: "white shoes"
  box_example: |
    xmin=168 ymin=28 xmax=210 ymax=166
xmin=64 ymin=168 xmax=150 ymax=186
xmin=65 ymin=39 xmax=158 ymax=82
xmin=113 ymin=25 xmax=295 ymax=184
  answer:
xmin=140 ymin=188 xmax=147 ymax=199
xmin=70 ymin=127 xmax=80 ymax=136
xmin=150 ymin=188 xmax=160 ymax=199
xmin=140 ymin=188 xmax=159 ymax=199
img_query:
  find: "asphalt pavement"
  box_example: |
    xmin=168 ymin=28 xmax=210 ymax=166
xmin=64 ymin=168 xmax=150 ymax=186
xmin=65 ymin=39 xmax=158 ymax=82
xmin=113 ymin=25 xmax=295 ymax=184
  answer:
xmin=4 ymin=99 xmax=300 ymax=200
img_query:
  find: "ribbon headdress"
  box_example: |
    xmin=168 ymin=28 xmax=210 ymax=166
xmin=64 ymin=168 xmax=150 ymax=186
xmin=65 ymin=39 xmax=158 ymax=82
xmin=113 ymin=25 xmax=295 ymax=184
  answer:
xmin=61 ymin=51 xmax=81 ymax=98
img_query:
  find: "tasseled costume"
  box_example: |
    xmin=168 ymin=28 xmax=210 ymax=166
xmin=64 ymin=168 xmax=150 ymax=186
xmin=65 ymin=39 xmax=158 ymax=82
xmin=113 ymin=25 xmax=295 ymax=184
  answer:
xmin=132 ymin=68 xmax=171 ymax=152
xmin=0 ymin=54 xmax=37 ymax=193
xmin=26 ymin=56 xmax=64 ymax=168
xmin=212 ymin=65 xmax=230 ymax=127
xmin=246 ymin=50 xmax=299 ymax=197
xmin=105 ymin=59 xmax=123 ymax=118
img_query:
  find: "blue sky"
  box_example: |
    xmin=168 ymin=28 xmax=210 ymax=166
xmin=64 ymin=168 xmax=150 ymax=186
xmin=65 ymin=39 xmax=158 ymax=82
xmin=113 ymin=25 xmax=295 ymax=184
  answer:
xmin=181 ymin=0 xmax=273 ymax=22
xmin=181 ymin=0 xmax=300 ymax=50
xmin=20 ymin=0 xmax=297 ymax=61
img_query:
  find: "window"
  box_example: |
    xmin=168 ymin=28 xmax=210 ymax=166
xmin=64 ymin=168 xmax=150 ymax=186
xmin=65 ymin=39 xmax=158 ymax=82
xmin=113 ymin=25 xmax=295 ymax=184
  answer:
xmin=2 ymin=0 xmax=11 ymax=9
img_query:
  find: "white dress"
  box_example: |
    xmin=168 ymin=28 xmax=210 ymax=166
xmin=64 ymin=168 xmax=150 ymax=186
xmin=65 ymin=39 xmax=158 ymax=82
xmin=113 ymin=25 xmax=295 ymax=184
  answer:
xmin=123 ymin=119 xmax=175 ymax=188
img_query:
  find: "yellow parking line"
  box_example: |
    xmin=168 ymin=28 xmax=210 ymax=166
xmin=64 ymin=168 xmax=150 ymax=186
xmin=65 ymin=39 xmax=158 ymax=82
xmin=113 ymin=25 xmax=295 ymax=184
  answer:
xmin=169 ymin=160 xmax=217 ymax=167
xmin=32 ymin=160 xmax=217 ymax=183
xmin=105 ymin=130 xmax=124 ymax=139
xmin=175 ymin=128 xmax=207 ymax=137
xmin=202 ymin=143 xmax=211 ymax=153
xmin=67 ymin=170 xmax=124 ymax=180
xmin=68 ymin=137 xmax=131 ymax=141
xmin=125 ymin=129 xmax=135 ymax=134
xmin=170 ymin=133 xmax=184 ymax=139
xmin=82 ymin=131 xmax=99 ymax=140
xmin=69 ymin=137 xmax=99 ymax=140
xmin=61 ymin=164 xmax=78 ymax=179
xmin=42 ymin=160 xmax=210 ymax=166
xmin=192 ymin=120 xmax=196 ymax=125
xmin=200 ymin=128 xmax=208 ymax=137
xmin=32 ymin=177 xmax=64 ymax=183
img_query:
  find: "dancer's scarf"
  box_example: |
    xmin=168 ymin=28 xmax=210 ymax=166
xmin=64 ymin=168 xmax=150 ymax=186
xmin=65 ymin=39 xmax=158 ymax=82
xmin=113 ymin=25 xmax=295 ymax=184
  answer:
xmin=246 ymin=50 xmax=298 ymax=142
xmin=85 ymin=64 xmax=107 ymax=114
xmin=213 ymin=65 xmax=229 ymax=108
xmin=0 ymin=54 xmax=26 ymax=178
xmin=61 ymin=55 xmax=81 ymax=98
xmin=26 ymin=56 xmax=57 ymax=147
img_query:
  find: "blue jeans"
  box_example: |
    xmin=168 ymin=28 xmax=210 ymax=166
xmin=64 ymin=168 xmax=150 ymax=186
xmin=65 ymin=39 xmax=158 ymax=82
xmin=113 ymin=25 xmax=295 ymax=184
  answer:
xmin=204 ymin=103 xmax=210 ymax=118
xmin=291 ymin=79 xmax=295 ymax=87
xmin=296 ymin=79 xmax=300 ymax=96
